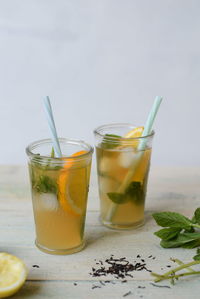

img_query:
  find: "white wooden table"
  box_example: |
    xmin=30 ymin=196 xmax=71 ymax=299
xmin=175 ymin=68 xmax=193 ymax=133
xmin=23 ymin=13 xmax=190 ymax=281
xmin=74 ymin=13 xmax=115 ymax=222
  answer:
xmin=1 ymin=166 xmax=200 ymax=299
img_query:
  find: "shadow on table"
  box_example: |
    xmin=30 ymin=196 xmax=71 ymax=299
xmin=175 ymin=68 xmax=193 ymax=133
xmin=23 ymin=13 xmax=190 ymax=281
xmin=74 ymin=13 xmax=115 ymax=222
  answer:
xmin=14 ymin=281 xmax=42 ymax=298
xmin=86 ymin=213 xmax=153 ymax=249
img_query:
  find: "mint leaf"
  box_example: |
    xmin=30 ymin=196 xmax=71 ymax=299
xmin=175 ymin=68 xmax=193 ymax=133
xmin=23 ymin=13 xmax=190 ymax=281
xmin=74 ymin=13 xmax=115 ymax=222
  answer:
xmin=193 ymin=254 xmax=200 ymax=260
xmin=107 ymin=192 xmax=127 ymax=204
xmin=152 ymin=212 xmax=192 ymax=229
xmin=107 ymin=181 xmax=144 ymax=204
xmin=125 ymin=181 xmax=144 ymax=203
xmin=160 ymin=232 xmax=200 ymax=248
xmin=193 ymin=248 xmax=200 ymax=260
xmin=182 ymin=240 xmax=200 ymax=249
xmin=183 ymin=232 xmax=200 ymax=239
xmin=193 ymin=208 xmax=200 ymax=224
xmin=33 ymin=175 xmax=57 ymax=194
xmin=154 ymin=228 xmax=181 ymax=240
xmin=184 ymin=226 xmax=195 ymax=233
xmin=101 ymin=134 xmax=122 ymax=149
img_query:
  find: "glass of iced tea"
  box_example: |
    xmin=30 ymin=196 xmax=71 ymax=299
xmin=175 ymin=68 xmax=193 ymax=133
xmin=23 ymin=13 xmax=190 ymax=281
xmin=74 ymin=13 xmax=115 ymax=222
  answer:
xmin=94 ymin=123 xmax=154 ymax=230
xmin=26 ymin=138 xmax=93 ymax=254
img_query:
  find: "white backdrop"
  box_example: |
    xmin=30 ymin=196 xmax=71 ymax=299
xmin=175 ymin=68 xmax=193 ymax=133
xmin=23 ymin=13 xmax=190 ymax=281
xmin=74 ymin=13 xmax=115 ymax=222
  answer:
xmin=0 ymin=0 xmax=199 ymax=165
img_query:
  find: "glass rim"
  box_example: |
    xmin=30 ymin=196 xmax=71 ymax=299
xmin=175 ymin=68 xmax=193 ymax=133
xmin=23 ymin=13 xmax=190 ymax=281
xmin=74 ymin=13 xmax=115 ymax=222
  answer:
xmin=93 ymin=123 xmax=155 ymax=140
xmin=26 ymin=138 xmax=94 ymax=162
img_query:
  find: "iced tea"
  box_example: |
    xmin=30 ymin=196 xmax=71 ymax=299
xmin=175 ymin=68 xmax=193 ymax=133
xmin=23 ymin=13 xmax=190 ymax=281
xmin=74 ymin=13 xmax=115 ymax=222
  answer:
xmin=94 ymin=124 xmax=154 ymax=229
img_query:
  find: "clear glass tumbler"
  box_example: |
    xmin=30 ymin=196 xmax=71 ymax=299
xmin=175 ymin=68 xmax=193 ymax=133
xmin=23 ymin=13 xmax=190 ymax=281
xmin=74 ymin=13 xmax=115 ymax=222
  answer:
xmin=94 ymin=123 xmax=154 ymax=230
xmin=26 ymin=138 xmax=93 ymax=254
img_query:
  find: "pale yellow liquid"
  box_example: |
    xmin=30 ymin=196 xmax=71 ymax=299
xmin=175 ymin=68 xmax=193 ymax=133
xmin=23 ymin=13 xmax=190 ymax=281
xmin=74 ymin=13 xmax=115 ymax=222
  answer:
xmin=96 ymin=147 xmax=151 ymax=228
xmin=30 ymin=163 xmax=91 ymax=254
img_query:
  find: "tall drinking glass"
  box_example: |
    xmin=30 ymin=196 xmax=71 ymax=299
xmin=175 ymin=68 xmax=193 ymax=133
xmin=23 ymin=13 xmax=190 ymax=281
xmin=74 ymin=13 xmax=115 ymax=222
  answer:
xmin=26 ymin=138 xmax=93 ymax=254
xmin=94 ymin=123 xmax=154 ymax=230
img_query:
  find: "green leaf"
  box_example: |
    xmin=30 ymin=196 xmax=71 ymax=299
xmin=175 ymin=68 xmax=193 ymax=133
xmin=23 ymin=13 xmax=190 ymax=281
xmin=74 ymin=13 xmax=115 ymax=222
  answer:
xmin=194 ymin=208 xmax=200 ymax=224
xmin=183 ymin=232 xmax=200 ymax=239
xmin=33 ymin=175 xmax=57 ymax=194
xmin=184 ymin=226 xmax=195 ymax=233
xmin=154 ymin=228 xmax=181 ymax=240
xmin=51 ymin=147 xmax=55 ymax=158
xmin=107 ymin=192 xmax=127 ymax=204
xmin=152 ymin=212 xmax=192 ymax=229
xmin=193 ymin=254 xmax=200 ymax=261
xmin=101 ymin=134 xmax=122 ymax=149
xmin=125 ymin=181 xmax=144 ymax=203
xmin=182 ymin=240 xmax=200 ymax=249
xmin=160 ymin=232 xmax=200 ymax=248
xmin=107 ymin=181 xmax=145 ymax=205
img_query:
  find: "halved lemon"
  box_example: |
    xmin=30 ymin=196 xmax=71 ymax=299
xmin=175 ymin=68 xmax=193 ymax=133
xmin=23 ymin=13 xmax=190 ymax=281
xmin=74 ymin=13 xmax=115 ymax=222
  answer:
xmin=0 ymin=252 xmax=27 ymax=298
xmin=57 ymin=151 xmax=88 ymax=216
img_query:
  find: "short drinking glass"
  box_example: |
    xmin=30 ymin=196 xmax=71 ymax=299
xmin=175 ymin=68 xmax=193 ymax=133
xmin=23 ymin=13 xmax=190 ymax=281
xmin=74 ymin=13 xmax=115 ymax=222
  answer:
xmin=26 ymin=138 xmax=93 ymax=254
xmin=94 ymin=123 xmax=154 ymax=230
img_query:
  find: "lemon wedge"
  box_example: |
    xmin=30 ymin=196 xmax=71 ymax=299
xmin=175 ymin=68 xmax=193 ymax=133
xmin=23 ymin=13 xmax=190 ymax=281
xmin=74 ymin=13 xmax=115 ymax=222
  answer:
xmin=124 ymin=126 xmax=144 ymax=138
xmin=0 ymin=252 xmax=27 ymax=298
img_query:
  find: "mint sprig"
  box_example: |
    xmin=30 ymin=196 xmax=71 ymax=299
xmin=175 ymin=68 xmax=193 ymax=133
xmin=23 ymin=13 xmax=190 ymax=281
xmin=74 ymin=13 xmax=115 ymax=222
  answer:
xmin=151 ymin=258 xmax=200 ymax=285
xmin=30 ymin=147 xmax=60 ymax=195
xmin=33 ymin=175 xmax=57 ymax=194
xmin=153 ymin=208 xmax=200 ymax=249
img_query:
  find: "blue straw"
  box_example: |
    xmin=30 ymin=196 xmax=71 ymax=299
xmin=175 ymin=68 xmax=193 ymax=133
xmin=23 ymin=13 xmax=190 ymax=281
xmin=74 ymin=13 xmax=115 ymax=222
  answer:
xmin=43 ymin=96 xmax=62 ymax=158
xmin=138 ymin=96 xmax=163 ymax=151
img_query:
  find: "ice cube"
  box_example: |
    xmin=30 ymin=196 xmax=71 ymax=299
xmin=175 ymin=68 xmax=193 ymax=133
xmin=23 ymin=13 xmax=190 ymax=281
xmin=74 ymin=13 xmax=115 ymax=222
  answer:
xmin=38 ymin=193 xmax=59 ymax=211
xmin=118 ymin=149 xmax=137 ymax=168
xmin=99 ymin=156 xmax=113 ymax=173
xmin=99 ymin=175 xmax=119 ymax=193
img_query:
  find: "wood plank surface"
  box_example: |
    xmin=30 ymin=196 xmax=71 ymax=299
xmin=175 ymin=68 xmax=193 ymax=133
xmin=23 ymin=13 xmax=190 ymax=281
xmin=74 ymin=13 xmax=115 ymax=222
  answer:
xmin=0 ymin=166 xmax=200 ymax=298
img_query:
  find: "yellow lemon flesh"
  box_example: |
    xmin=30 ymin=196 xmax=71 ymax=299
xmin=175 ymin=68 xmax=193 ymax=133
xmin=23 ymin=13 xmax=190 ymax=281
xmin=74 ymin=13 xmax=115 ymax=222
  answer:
xmin=57 ymin=150 xmax=88 ymax=216
xmin=124 ymin=126 xmax=144 ymax=138
xmin=0 ymin=252 xmax=27 ymax=298
xmin=124 ymin=126 xmax=144 ymax=148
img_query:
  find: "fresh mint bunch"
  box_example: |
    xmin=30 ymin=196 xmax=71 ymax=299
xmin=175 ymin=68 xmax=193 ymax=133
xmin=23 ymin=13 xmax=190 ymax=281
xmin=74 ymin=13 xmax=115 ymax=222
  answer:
xmin=152 ymin=208 xmax=200 ymax=249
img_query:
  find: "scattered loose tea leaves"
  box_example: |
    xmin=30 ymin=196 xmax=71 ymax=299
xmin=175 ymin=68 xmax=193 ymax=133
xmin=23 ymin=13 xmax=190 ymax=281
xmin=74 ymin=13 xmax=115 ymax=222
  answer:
xmin=92 ymin=285 xmax=101 ymax=289
xmin=32 ymin=265 xmax=40 ymax=268
xmin=150 ymin=283 xmax=171 ymax=289
xmin=89 ymin=255 xmax=151 ymax=280
xmin=123 ymin=291 xmax=132 ymax=297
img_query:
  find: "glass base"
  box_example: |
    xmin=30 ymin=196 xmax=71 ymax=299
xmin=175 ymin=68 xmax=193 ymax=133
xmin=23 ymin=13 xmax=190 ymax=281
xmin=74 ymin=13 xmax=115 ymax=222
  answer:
xmin=35 ymin=240 xmax=85 ymax=255
xmin=100 ymin=218 xmax=145 ymax=230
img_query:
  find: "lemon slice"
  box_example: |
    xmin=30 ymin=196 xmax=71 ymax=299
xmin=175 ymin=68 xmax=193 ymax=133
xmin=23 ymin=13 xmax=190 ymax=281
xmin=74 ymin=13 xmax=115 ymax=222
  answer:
xmin=0 ymin=252 xmax=27 ymax=298
xmin=124 ymin=126 xmax=144 ymax=148
xmin=57 ymin=151 xmax=87 ymax=216
xmin=124 ymin=126 xmax=144 ymax=138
